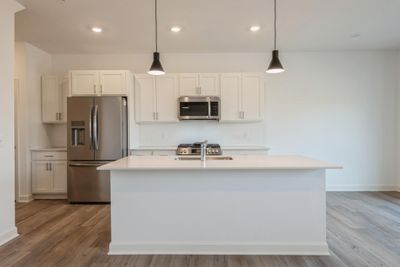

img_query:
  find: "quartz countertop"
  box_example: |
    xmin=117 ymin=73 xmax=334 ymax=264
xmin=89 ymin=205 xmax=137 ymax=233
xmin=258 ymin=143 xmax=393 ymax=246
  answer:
xmin=98 ymin=155 xmax=341 ymax=171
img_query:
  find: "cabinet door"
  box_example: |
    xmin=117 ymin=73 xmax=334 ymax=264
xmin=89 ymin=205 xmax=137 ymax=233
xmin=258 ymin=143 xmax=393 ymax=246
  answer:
xmin=32 ymin=162 xmax=52 ymax=193
xmin=99 ymin=71 xmax=127 ymax=95
xmin=134 ymin=75 xmax=156 ymax=122
xmin=52 ymin=161 xmax=67 ymax=193
xmin=42 ymin=75 xmax=60 ymax=123
xmin=70 ymin=71 xmax=99 ymax=96
xmin=179 ymin=73 xmax=199 ymax=96
xmin=155 ymin=75 xmax=179 ymax=122
xmin=59 ymin=77 xmax=68 ymax=122
xmin=199 ymin=73 xmax=220 ymax=96
xmin=220 ymin=74 xmax=242 ymax=121
xmin=241 ymin=73 xmax=264 ymax=121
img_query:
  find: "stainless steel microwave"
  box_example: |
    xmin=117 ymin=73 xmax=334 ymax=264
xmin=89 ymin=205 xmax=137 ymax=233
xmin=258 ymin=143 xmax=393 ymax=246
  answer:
xmin=178 ymin=96 xmax=220 ymax=120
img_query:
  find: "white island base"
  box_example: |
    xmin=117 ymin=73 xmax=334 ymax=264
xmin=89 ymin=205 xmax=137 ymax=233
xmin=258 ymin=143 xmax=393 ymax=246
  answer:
xmin=99 ymin=156 xmax=340 ymax=255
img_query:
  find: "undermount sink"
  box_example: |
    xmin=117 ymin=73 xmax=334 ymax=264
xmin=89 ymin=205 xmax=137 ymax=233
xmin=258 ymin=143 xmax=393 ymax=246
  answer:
xmin=175 ymin=156 xmax=233 ymax=161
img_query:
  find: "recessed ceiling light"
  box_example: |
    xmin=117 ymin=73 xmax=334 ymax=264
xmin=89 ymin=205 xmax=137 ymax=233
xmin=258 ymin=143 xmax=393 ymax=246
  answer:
xmin=170 ymin=26 xmax=181 ymax=33
xmin=250 ymin=25 xmax=261 ymax=32
xmin=91 ymin=27 xmax=103 ymax=33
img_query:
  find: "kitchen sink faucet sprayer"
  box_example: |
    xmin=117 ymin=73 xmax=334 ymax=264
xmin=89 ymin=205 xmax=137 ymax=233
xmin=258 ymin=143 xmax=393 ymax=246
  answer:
xmin=201 ymin=140 xmax=208 ymax=161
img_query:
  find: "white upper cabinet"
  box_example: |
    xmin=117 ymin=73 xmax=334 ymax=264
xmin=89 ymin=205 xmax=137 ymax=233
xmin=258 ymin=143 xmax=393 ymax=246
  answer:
xmin=220 ymin=73 xmax=242 ymax=121
xmin=155 ymin=75 xmax=179 ymax=122
xmin=135 ymin=74 xmax=156 ymax=123
xmin=135 ymin=74 xmax=179 ymax=123
xmin=241 ymin=73 xmax=264 ymax=121
xmin=99 ymin=71 xmax=128 ymax=95
xmin=198 ymin=73 xmax=220 ymax=96
xmin=42 ymin=75 xmax=67 ymax=123
xmin=220 ymin=73 xmax=264 ymax=122
xmin=179 ymin=73 xmax=220 ymax=96
xmin=179 ymin=73 xmax=198 ymax=96
xmin=70 ymin=71 xmax=99 ymax=96
xmin=69 ymin=70 xmax=131 ymax=96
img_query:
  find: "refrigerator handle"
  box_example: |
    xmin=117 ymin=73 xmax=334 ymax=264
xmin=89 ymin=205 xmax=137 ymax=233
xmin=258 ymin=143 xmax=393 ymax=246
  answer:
xmin=89 ymin=106 xmax=94 ymax=150
xmin=93 ymin=105 xmax=99 ymax=150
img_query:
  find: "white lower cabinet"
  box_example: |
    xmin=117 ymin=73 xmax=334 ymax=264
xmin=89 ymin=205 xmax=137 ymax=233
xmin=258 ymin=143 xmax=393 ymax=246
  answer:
xmin=32 ymin=162 xmax=53 ymax=193
xmin=52 ymin=161 xmax=68 ymax=193
xmin=31 ymin=151 xmax=67 ymax=196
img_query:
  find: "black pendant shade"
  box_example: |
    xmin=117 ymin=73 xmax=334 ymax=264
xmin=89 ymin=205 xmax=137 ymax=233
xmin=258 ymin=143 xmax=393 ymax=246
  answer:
xmin=266 ymin=0 xmax=285 ymax=74
xmin=148 ymin=52 xmax=165 ymax=75
xmin=148 ymin=0 xmax=165 ymax=75
xmin=266 ymin=50 xmax=284 ymax=74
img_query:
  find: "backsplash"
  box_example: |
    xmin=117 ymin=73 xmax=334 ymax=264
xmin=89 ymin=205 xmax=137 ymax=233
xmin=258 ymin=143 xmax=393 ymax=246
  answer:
xmin=136 ymin=121 xmax=266 ymax=147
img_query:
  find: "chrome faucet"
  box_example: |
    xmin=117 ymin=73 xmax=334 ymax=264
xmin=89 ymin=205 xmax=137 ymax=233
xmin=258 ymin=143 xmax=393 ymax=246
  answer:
xmin=200 ymin=140 xmax=208 ymax=161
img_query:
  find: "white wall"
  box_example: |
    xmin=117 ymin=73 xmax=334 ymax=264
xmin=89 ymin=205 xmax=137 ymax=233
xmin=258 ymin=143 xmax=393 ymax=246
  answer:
xmin=395 ymin=51 xmax=400 ymax=191
xmin=51 ymin=51 xmax=399 ymax=190
xmin=14 ymin=42 xmax=52 ymax=201
xmin=266 ymin=52 xmax=398 ymax=190
xmin=0 ymin=0 xmax=24 ymax=246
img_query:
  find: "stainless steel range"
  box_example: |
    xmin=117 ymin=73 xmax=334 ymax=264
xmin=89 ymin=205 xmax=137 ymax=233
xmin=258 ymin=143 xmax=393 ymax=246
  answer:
xmin=176 ymin=142 xmax=222 ymax=156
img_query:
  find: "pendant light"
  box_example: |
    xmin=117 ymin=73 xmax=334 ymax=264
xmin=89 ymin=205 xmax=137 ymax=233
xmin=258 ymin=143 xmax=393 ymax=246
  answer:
xmin=266 ymin=0 xmax=285 ymax=74
xmin=148 ymin=0 xmax=165 ymax=75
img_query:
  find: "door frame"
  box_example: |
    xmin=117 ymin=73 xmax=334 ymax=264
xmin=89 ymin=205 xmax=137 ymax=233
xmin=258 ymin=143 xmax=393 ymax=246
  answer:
xmin=14 ymin=78 xmax=20 ymax=202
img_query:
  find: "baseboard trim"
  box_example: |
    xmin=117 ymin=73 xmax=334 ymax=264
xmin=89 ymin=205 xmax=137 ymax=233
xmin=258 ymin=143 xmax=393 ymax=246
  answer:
xmin=33 ymin=194 xmax=67 ymax=200
xmin=0 ymin=227 xmax=19 ymax=246
xmin=326 ymin=185 xmax=398 ymax=192
xmin=17 ymin=194 xmax=33 ymax=203
xmin=108 ymin=242 xmax=330 ymax=256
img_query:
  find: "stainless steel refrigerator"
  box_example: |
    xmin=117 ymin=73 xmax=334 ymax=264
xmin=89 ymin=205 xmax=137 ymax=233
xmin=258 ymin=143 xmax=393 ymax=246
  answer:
xmin=67 ymin=96 xmax=128 ymax=203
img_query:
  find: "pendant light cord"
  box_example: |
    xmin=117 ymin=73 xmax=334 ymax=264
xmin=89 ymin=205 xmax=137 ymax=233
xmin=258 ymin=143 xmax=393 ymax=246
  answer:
xmin=155 ymin=0 xmax=158 ymax=52
xmin=273 ymin=0 xmax=277 ymax=50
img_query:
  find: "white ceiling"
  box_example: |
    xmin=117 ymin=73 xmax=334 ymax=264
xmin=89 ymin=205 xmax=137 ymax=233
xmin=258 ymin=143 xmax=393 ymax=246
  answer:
xmin=15 ymin=0 xmax=400 ymax=54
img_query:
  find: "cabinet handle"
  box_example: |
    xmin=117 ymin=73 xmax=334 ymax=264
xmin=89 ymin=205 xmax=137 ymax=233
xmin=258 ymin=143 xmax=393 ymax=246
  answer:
xmin=46 ymin=163 xmax=49 ymax=171
xmin=59 ymin=113 xmax=62 ymax=121
xmin=50 ymin=163 xmax=52 ymax=171
xmin=100 ymin=84 xmax=103 ymax=94
xmin=94 ymin=84 xmax=96 ymax=94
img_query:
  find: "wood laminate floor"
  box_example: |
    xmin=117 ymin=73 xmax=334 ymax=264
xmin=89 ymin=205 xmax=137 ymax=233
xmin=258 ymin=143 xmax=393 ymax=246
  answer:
xmin=0 ymin=192 xmax=399 ymax=267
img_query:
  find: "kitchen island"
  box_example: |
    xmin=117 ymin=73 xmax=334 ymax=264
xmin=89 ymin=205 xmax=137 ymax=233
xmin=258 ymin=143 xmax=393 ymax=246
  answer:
xmin=99 ymin=155 xmax=340 ymax=255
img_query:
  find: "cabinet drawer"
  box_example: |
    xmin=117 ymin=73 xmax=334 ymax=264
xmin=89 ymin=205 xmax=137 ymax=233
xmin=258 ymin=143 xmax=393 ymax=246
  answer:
xmin=32 ymin=151 xmax=67 ymax=161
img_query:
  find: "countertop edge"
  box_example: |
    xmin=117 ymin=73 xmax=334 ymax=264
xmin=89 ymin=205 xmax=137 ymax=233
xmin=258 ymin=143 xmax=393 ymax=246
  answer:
xmin=99 ymin=166 xmax=342 ymax=171
xmin=30 ymin=147 xmax=67 ymax=152
xmin=131 ymin=146 xmax=270 ymax=151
